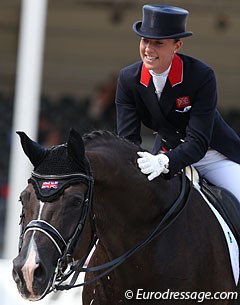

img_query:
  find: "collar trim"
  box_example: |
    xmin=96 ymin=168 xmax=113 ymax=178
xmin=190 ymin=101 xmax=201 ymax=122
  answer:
xmin=140 ymin=64 xmax=151 ymax=87
xmin=168 ymin=54 xmax=183 ymax=87
xmin=139 ymin=54 xmax=183 ymax=88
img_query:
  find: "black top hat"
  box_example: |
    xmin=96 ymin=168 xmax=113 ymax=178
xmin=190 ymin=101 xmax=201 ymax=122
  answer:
xmin=133 ymin=4 xmax=193 ymax=39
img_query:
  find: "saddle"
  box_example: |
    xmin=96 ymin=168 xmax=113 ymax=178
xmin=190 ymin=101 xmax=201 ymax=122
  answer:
xmin=200 ymin=179 xmax=240 ymax=245
xmin=185 ymin=166 xmax=240 ymax=245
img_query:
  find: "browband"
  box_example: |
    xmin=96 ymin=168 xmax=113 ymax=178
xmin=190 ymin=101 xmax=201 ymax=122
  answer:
xmin=28 ymin=171 xmax=93 ymax=202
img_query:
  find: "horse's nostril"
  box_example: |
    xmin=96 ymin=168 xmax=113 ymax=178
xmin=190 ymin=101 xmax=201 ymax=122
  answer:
xmin=12 ymin=267 xmax=20 ymax=284
xmin=34 ymin=263 xmax=46 ymax=279
xmin=12 ymin=259 xmax=24 ymax=285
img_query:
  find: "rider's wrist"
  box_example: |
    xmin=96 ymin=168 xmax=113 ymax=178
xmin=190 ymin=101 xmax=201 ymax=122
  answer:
xmin=157 ymin=154 xmax=169 ymax=174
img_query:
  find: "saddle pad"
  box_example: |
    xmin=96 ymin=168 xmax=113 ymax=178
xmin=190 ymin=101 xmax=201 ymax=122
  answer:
xmin=185 ymin=167 xmax=239 ymax=285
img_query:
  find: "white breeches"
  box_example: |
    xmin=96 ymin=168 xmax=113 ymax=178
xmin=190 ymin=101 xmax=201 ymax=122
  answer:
xmin=193 ymin=149 xmax=240 ymax=203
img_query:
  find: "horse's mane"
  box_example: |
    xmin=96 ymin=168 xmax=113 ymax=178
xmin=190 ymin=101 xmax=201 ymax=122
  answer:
xmin=82 ymin=130 xmax=117 ymax=141
xmin=82 ymin=130 xmax=141 ymax=153
xmin=82 ymin=130 xmax=127 ymax=144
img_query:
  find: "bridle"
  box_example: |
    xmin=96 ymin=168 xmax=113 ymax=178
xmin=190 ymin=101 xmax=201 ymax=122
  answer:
xmin=18 ymin=170 xmax=97 ymax=298
xmin=18 ymin=168 xmax=191 ymax=296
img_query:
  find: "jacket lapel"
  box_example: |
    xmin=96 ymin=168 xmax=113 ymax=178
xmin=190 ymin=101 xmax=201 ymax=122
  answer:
xmin=159 ymin=80 xmax=177 ymax=116
xmin=137 ymin=63 xmax=162 ymax=122
xmin=136 ymin=81 xmax=162 ymax=129
xmin=136 ymin=54 xmax=184 ymax=130
xmin=159 ymin=54 xmax=184 ymax=115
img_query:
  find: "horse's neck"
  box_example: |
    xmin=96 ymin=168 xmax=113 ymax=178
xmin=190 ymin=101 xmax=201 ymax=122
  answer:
xmin=88 ymin=148 xmax=182 ymax=254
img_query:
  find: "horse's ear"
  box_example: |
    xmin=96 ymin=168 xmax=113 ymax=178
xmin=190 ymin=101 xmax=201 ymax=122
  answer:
xmin=16 ymin=131 xmax=47 ymax=167
xmin=67 ymin=128 xmax=85 ymax=164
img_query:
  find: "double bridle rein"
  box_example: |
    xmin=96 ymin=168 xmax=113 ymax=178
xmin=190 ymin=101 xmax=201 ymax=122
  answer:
xmin=18 ymin=169 xmax=190 ymax=297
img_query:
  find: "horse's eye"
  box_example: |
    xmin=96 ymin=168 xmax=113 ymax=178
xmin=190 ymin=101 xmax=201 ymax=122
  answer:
xmin=67 ymin=194 xmax=84 ymax=207
xmin=64 ymin=193 xmax=84 ymax=207
xmin=73 ymin=198 xmax=83 ymax=207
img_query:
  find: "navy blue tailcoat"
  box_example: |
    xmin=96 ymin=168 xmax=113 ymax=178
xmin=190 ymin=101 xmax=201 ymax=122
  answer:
xmin=115 ymin=53 xmax=240 ymax=177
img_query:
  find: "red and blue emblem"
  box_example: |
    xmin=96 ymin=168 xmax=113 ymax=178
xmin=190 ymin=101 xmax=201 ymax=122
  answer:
xmin=41 ymin=181 xmax=59 ymax=189
xmin=176 ymin=96 xmax=191 ymax=109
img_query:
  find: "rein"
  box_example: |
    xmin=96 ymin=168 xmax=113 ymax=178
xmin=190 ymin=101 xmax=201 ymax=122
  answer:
xmin=18 ymin=168 xmax=191 ymax=295
xmin=55 ymin=169 xmax=191 ymax=291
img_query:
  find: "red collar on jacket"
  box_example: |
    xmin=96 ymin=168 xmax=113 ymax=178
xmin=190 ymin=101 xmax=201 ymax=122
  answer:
xmin=140 ymin=54 xmax=183 ymax=87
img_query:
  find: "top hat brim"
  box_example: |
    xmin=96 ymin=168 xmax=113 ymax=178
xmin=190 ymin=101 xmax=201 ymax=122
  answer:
xmin=133 ymin=21 xmax=193 ymax=39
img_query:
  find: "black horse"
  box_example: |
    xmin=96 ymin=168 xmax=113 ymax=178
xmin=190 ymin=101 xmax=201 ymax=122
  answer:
xmin=12 ymin=129 xmax=238 ymax=304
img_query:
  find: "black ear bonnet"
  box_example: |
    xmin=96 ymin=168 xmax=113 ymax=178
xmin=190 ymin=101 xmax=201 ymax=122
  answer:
xmin=17 ymin=129 xmax=92 ymax=202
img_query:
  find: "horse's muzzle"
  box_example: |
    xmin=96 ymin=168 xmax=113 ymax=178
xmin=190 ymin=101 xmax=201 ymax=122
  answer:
xmin=12 ymin=253 xmax=52 ymax=301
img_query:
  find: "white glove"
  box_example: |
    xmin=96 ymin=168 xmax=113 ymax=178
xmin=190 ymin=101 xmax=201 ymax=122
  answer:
xmin=137 ymin=151 xmax=169 ymax=181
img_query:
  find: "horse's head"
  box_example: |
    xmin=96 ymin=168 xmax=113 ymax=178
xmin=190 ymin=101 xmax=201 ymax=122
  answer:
xmin=12 ymin=129 xmax=94 ymax=300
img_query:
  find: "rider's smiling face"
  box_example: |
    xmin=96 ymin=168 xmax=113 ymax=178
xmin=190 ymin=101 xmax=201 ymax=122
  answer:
xmin=139 ymin=38 xmax=182 ymax=73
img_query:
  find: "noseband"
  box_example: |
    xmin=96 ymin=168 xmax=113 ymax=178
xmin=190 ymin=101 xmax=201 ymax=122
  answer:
xmin=23 ymin=219 xmax=67 ymax=256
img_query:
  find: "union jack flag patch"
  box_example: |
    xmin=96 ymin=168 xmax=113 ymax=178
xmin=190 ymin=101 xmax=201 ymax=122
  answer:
xmin=41 ymin=181 xmax=58 ymax=189
xmin=176 ymin=96 xmax=191 ymax=109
